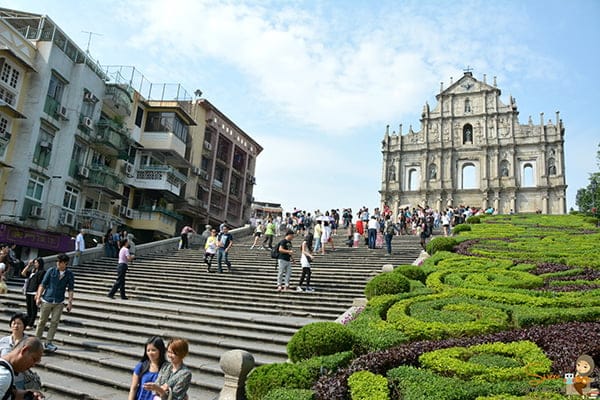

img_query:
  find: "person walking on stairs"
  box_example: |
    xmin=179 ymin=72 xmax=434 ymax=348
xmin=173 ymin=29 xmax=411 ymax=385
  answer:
xmin=203 ymin=228 xmax=218 ymax=272
xmin=276 ymin=230 xmax=295 ymax=291
xmin=297 ymin=233 xmax=314 ymax=292
xmin=217 ymin=226 xmax=233 ymax=273
xmin=35 ymin=253 xmax=74 ymax=353
xmin=108 ymin=238 xmax=134 ymax=300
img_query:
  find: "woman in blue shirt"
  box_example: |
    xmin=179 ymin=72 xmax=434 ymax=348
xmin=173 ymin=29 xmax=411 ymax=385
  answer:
xmin=128 ymin=336 xmax=166 ymax=400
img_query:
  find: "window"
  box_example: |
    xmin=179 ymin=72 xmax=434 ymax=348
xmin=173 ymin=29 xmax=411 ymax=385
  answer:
xmin=0 ymin=115 xmax=8 ymax=135
xmin=522 ymin=163 xmax=534 ymax=187
xmin=33 ymin=126 xmax=55 ymax=168
xmin=144 ymin=112 xmax=188 ymax=143
xmin=0 ymin=59 xmax=20 ymax=89
xmin=201 ymin=156 xmax=210 ymax=171
xmin=135 ymin=106 xmax=143 ymax=127
xmin=26 ymin=175 xmax=46 ymax=201
xmin=47 ymin=74 xmax=65 ymax=101
xmin=81 ymin=100 xmax=95 ymax=118
xmin=464 ymin=98 xmax=471 ymax=113
xmin=461 ymin=163 xmax=477 ymax=189
xmin=408 ymin=168 xmax=419 ymax=191
xmin=62 ymin=185 xmax=79 ymax=210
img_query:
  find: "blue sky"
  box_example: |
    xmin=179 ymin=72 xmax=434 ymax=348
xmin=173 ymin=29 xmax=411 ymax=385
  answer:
xmin=3 ymin=0 xmax=599 ymax=214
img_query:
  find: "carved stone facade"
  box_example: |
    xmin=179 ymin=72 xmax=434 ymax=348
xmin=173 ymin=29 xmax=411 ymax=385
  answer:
xmin=380 ymin=72 xmax=567 ymax=215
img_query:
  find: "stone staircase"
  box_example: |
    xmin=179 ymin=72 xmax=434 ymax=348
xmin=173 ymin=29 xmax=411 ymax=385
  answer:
xmin=1 ymin=231 xmax=423 ymax=399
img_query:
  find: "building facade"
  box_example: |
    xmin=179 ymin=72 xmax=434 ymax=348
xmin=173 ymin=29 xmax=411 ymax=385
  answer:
xmin=381 ymin=71 xmax=567 ymax=215
xmin=0 ymin=8 xmax=262 ymax=257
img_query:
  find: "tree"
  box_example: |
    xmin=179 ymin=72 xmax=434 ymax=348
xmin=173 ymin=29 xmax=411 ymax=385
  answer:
xmin=576 ymin=143 xmax=600 ymax=215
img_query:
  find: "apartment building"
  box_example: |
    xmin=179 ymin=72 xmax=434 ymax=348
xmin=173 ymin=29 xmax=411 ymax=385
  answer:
xmin=0 ymin=8 xmax=262 ymax=257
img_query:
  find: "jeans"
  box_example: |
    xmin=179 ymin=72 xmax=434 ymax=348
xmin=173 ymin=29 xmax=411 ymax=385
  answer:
xmin=368 ymin=229 xmax=377 ymax=249
xmin=35 ymin=302 xmax=64 ymax=343
xmin=313 ymin=237 xmax=321 ymax=252
xmin=108 ymin=263 xmax=128 ymax=298
xmin=217 ymin=249 xmax=231 ymax=272
xmin=277 ymin=259 xmax=292 ymax=287
xmin=384 ymin=233 xmax=393 ymax=254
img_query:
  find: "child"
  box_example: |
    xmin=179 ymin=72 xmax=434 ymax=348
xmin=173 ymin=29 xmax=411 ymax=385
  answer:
xmin=352 ymin=230 xmax=360 ymax=248
xmin=203 ymin=228 xmax=218 ymax=272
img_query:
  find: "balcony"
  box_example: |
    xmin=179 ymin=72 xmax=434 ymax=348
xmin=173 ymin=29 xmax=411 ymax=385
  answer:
xmin=78 ymin=208 xmax=123 ymax=237
xmin=140 ymin=131 xmax=188 ymax=167
xmin=104 ymin=84 xmax=133 ymax=117
xmin=127 ymin=206 xmax=181 ymax=236
xmin=85 ymin=164 xmax=122 ymax=197
xmin=92 ymin=120 xmax=130 ymax=156
xmin=124 ymin=165 xmax=187 ymax=196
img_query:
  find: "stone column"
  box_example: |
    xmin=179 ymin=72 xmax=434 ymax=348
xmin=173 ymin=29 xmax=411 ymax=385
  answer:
xmin=219 ymin=350 xmax=255 ymax=400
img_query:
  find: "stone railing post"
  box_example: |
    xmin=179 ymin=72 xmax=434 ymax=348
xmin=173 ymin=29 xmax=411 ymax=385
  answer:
xmin=219 ymin=349 xmax=255 ymax=400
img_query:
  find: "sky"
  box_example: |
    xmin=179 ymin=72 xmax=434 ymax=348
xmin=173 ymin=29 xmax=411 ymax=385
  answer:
xmin=2 ymin=0 xmax=599 ymax=215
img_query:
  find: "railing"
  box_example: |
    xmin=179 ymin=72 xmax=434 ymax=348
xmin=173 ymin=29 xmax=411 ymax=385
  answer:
xmin=138 ymin=165 xmax=187 ymax=184
xmin=137 ymin=206 xmax=183 ymax=221
xmin=87 ymin=165 xmax=122 ymax=192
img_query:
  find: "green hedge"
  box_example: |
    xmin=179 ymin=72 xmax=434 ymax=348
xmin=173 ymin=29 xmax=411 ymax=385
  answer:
xmin=245 ymin=351 xmax=353 ymax=400
xmin=364 ymin=272 xmax=410 ymax=299
xmin=287 ymin=322 xmax=355 ymax=362
xmin=263 ymin=388 xmax=314 ymax=400
xmin=452 ymin=224 xmax=472 ymax=234
xmin=418 ymin=341 xmax=552 ymax=382
xmin=426 ymin=237 xmax=459 ymax=255
xmin=393 ymin=265 xmax=428 ymax=283
xmin=347 ymin=370 xmax=389 ymax=400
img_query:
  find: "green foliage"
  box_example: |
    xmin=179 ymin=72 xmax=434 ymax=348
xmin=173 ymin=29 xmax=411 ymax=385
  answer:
xmin=246 ymin=352 xmax=353 ymax=400
xmin=467 ymin=215 xmax=482 ymax=224
xmin=262 ymin=388 xmax=314 ymax=400
xmin=246 ymin=363 xmax=314 ymax=400
xmin=393 ymin=264 xmax=427 ymax=283
xmin=426 ymin=236 xmax=459 ymax=255
xmin=287 ymin=322 xmax=355 ymax=362
xmin=364 ymin=272 xmax=410 ymax=300
xmin=452 ymin=223 xmax=472 ymax=234
xmin=418 ymin=341 xmax=552 ymax=382
xmin=388 ymin=365 xmax=532 ymax=400
xmin=347 ymin=370 xmax=389 ymax=400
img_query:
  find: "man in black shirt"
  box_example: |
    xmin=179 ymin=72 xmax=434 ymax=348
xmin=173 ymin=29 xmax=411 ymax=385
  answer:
xmin=276 ymin=230 xmax=295 ymax=291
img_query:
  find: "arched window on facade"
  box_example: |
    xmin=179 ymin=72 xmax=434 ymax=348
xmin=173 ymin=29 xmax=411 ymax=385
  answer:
xmin=464 ymin=98 xmax=471 ymax=113
xmin=461 ymin=163 xmax=477 ymax=189
xmin=547 ymin=157 xmax=557 ymax=175
xmin=500 ymin=159 xmax=510 ymax=177
xmin=522 ymin=163 xmax=534 ymax=187
xmin=428 ymin=163 xmax=437 ymax=180
xmin=463 ymin=124 xmax=473 ymax=144
xmin=408 ymin=168 xmax=420 ymax=191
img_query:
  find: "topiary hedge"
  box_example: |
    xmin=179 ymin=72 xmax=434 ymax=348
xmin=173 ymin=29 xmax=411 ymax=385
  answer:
xmin=364 ymin=272 xmax=410 ymax=299
xmin=287 ymin=322 xmax=355 ymax=362
xmin=418 ymin=341 xmax=552 ymax=382
xmin=393 ymin=264 xmax=428 ymax=283
xmin=347 ymin=370 xmax=389 ymax=400
xmin=262 ymin=388 xmax=314 ymax=400
xmin=246 ymin=351 xmax=353 ymax=400
xmin=426 ymin=236 xmax=459 ymax=255
xmin=467 ymin=215 xmax=483 ymax=224
xmin=452 ymin=223 xmax=472 ymax=234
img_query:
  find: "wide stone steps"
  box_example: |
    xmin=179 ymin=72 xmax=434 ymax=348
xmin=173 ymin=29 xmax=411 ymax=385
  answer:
xmin=0 ymin=231 xmax=423 ymax=399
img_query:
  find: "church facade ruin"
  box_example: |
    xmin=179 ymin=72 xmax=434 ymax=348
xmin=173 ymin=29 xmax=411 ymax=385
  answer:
xmin=380 ymin=71 xmax=567 ymax=215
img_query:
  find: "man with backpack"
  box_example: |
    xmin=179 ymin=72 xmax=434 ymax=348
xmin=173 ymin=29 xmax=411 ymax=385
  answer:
xmin=275 ymin=230 xmax=295 ymax=291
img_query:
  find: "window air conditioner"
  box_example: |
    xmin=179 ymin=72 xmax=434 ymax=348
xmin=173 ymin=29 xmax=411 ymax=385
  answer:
xmin=78 ymin=166 xmax=90 ymax=178
xmin=57 ymin=106 xmax=68 ymax=119
xmin=30 ymin=206 xmax=42 ymax=218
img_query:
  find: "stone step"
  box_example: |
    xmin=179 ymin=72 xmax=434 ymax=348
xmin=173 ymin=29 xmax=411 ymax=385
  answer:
xmin=0 ymin=230 xmax=424 ymax=399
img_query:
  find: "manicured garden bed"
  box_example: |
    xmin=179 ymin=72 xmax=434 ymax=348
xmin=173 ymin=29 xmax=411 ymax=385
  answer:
xmin=246 ymin=214 xmax=600 ymax=399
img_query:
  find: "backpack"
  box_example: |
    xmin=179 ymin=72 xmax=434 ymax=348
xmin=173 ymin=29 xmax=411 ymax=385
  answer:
xmin=0 ymin=359 xmax=15 ymax=400
xmin=270 ymin=244 xmax=280 ymax=259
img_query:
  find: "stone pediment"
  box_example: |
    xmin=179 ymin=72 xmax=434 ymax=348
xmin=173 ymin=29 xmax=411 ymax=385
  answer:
xmin=436 ymin=72 xmax=499 ymax=99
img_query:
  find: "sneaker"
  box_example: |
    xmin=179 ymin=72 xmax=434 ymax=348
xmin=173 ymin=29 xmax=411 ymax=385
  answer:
xmin=250 ymin=245 xmax=255 ymax=249
xmin=296 ymin=286 xmax=303 ymax=292
xmin=44 ymin=343 xmax=57 ymax=352
xmin=121 ymin=296 xmax=129 ymax=300
xmin=306 ymin=287 xmax=315 ymax=292
xmin=277 ymin=286 xmax=283 ymax=292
